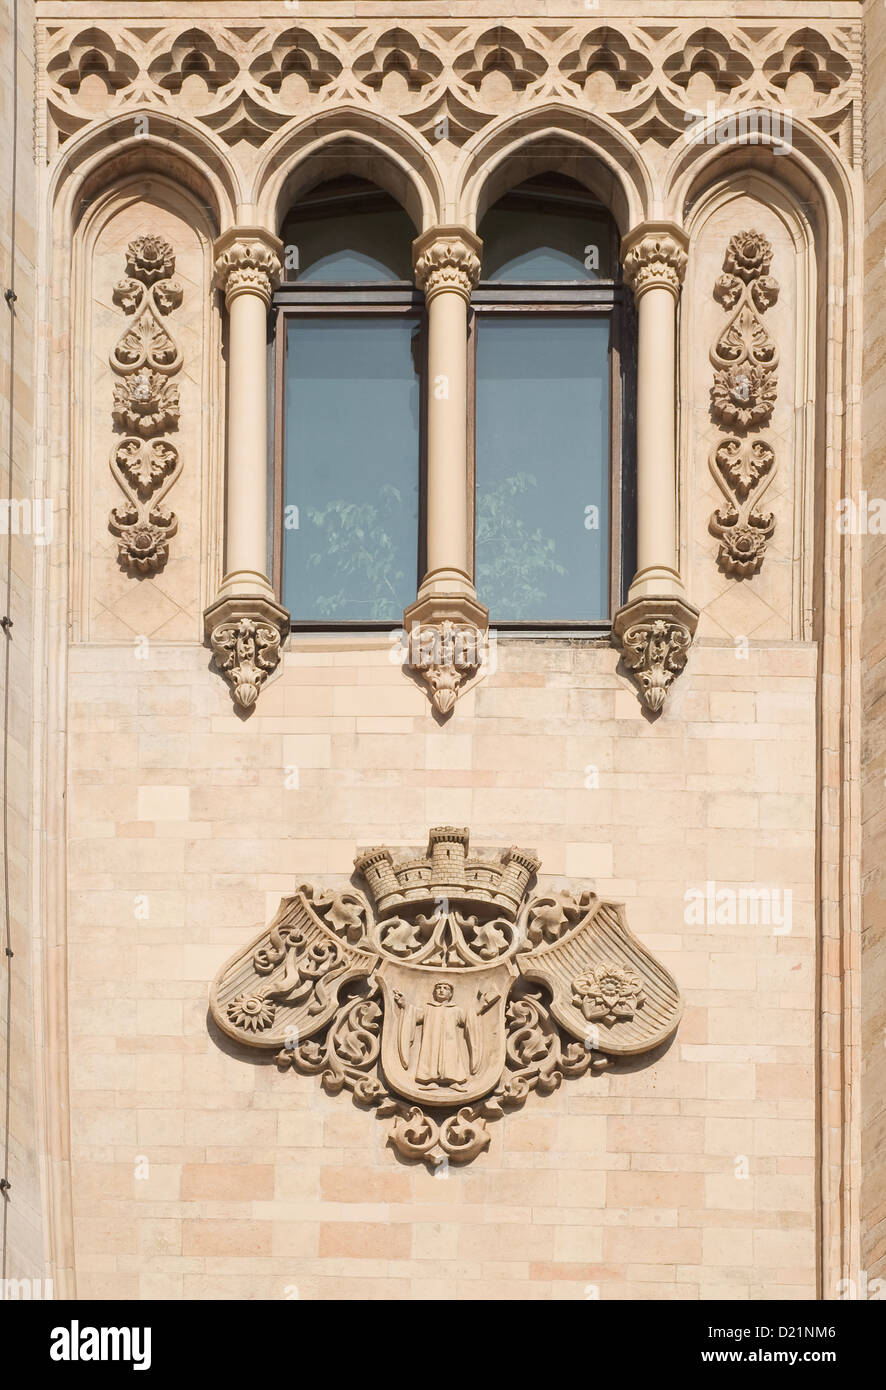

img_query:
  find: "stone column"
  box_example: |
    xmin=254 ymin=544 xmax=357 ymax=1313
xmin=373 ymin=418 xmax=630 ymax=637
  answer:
xmin=404 ymin=226 xmax=489 ymax=715
xmin=613 ymin=222 xmax=699 ymax=713
xmin=204 ymin=227 xmax=289 ymax=710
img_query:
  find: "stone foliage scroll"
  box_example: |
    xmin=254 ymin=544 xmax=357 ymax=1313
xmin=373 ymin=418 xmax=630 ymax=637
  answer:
xmin=108 ymin=235 xmax=183 ymax=573
xmin=708 ymin=231 xmax=779 ymax=577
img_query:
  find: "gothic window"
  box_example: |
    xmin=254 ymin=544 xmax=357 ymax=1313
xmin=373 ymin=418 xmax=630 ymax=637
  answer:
xmin=274 ymin=177 xmax=423 ymax=626
xmin=471 ymin=175 xmax=633 ymax=626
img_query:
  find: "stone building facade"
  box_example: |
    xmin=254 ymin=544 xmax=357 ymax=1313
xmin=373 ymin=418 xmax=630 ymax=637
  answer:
xmin=0 ymin=0 xmax=881 ymax=1301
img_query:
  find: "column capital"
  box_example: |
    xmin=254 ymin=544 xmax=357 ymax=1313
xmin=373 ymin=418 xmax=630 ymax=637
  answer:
xmin=621 ymin=221 xmax=689 ymax=302
xmin=413 ymin=225 xmax=482 ymax=303
xmin=213 ymin=226 xmax=283 ymax=309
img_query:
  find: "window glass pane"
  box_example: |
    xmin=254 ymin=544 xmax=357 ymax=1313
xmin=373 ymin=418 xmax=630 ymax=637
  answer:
xmin=283 ymin=317 xmax=420 ymax=621
xmin=479 ymin=177 xmax=613 ymax=281
xmin=475 ymin=315 xmax=610 ymax=621
xmin=281 ymin=178 xmax=413 ymax=282
xmin=288 ymin=207 xmax=414 ymax=282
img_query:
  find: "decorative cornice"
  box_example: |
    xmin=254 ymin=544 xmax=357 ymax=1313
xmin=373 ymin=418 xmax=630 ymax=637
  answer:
xmin=621 ymin=223 xmax=689 ymax=302
xmin=213 ymin=229 xmax=282 ymax=309
xmin=413 ymin=227 xmax=482 ymax=304
xmin=40 ymin=21 xmax=863 ymax=167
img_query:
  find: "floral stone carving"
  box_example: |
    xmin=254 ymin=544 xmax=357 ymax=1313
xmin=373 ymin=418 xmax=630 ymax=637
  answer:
xmin=208 ymin=615 xmax=283 ymax=710
xmin=616 ymin=606 xmax=696 ymax=714
xmin=210 ymin=827 xmax=682 ymax=1168
xmin=108 ymin=236 xmax=184 ymax=573
xmin=708 ymin=231 xmax=780 ymax=576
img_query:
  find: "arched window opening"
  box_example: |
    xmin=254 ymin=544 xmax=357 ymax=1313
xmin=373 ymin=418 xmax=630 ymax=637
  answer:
xmin=472 ymin=175 xmax=632 ymax=625
xmin=274 ymin=177 xmax=422 ymax=624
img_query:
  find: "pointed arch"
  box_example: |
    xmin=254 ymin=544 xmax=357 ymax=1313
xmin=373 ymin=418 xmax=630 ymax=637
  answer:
xmin=253 ymin=106 xmax=443 ymax=233
xmin=453 ymin=104 xmax=653 ymax=237
xmin=48 ymin=109 xmax=240 ymax=237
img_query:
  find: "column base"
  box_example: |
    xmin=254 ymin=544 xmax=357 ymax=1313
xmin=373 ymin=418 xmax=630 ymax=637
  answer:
xmin=403 ymin=574 xmax=490 ymax=717
xmin=624 ymin=564 xmax=687 ymax=603
xmin=613 ymin=594 xmax=699 ymax=714
xmin=203 ymin=585 xmax=290 ymax=711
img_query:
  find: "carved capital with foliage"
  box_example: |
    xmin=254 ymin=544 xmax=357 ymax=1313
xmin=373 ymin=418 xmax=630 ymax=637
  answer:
xmin=622 ymin=223 xmax=689 ymax=301
xmin=413 ymin=226 xmax=482 ymax=303
xmin=213 ymin=229 xmax=282 ymax=308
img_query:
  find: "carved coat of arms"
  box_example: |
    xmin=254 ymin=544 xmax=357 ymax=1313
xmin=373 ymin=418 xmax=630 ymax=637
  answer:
xmin=209 ymin=828 xmax=682 ymax=1167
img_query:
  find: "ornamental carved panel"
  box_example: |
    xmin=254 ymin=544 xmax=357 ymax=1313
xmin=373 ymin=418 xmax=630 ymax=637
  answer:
xmin=209 ymin=827 xmax=682 ymax=1167
xmin=108 ymin=235 xmax=184 ymax=573
xmin=39 ymin=19 xmax=861 ymax=165
xmin=708 ymin=231 xmax=780 ymax=578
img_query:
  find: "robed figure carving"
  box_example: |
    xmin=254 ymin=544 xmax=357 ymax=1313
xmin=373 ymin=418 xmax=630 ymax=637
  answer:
xmin=393 ymin=981 xmax=500 ymax=1089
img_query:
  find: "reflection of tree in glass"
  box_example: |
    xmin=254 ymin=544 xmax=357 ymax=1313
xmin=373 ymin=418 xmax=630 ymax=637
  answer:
xmin=307 ymin=484 xmax=406 ymax=619
xmin=476 ymin=473 xmax=566 ymax=614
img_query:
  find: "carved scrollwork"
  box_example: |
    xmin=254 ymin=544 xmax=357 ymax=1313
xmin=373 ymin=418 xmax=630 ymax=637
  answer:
xmin=405 ymin=618 xmax=485 ymax=715
xmin=211 ymin=830 xmax=682 ymax=1168
xmin=620 ymin=617 xmax=694 ymax=714
xmin=209 ymin=617 xmax=282 ymax=709
xmin=108 ymin=236 xmax=184 ymax=573
xmin=708 ymin=232 xmax=780 ymax=576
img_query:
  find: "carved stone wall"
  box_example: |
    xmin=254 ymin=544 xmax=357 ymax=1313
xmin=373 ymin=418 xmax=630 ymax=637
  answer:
xmin=861 ymin=0 xmax=886 ymax=1292
xmin=16 ymin=0 xmax=867 ymax=1306
xmin=0 ymin=0 xmax=45 ymax=1293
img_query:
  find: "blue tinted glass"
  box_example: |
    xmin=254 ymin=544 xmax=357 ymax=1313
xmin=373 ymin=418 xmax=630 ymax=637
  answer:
xmin=479 ymin=206 xmax=612 ymax=281
xmin=475 ymin=315 xmax=610 ymax=620
xmin=286 ymin=207 xmax=413 ymax=282
xmin=283 ymin=318 xmax=420 ymax=620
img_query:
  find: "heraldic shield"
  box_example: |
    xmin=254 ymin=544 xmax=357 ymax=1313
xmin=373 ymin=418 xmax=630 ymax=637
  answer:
xmin=209 ymin=827 xmax=682 ymax=1168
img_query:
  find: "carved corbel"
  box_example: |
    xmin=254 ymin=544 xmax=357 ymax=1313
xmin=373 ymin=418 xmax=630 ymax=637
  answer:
xmin=405 ymin=619 xmax=488 ymax=716
xmin=204 ymin=594 xmax=289 ymax=711
xmin=613 ymin=596 xmax=699 ymax=714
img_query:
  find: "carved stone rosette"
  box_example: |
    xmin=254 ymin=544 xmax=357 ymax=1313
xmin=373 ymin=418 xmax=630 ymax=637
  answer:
xmin=209 ymin=828 xmax=683 ymax=1168
xmin=108 ymin=235 xmax=184 ymax=573
xmin=708 ymin=231 xmax=779 ymax=576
